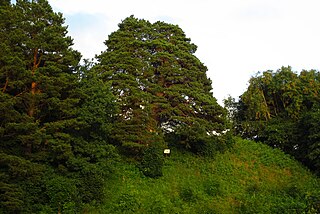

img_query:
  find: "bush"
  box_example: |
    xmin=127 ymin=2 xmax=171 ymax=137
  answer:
xmin=139 ymin=145 xmax=164 ymax=178
xmin=121 ymin=141 xmax=146 ymax=158
xmin=45 ymin=175 xmax=79 ymax=213
xmin=193 ymin=132 xmax=234 ymax=158
xmin=0 ymin=153 xmax=47 ymax=213
xmin=167 ymin=122 xmax=234 ymax=158
xmin=193 ymin=136 xmax=223 ymax=158
xmin=179 ymin=186 xmax=197 ymax=202
xmin=77 ymin=171 xmax=105 ymax=204
xmin=114 ymin=193 xmax=140 ymax=213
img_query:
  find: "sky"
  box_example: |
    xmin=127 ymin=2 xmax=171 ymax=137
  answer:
xmin=48 ymin=0 xmax=320 ymax=104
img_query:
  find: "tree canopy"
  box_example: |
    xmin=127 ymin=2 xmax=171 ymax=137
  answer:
xmin=230 ymin=66 xmax=320 ymax=174
xmin=0 ymin=3 xmax=228 ymax=212
xmin=0 ymin=1 xmax=117 ymax=212
xmin=1 ymin=0 xmax=319 ymax=212
xmin=95 ymin=16 xmax=229 ymax=156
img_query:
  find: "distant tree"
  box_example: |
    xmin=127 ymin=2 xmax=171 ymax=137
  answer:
xmin=297 ymin=71 xmax=320 ymax=173
xmin=298 ymin=104 xmax=320 ymax=173
xmin=231 ymin=66 xmax=320 ymax=173
xmin=0 ymin=0 xmax=118 ymax=212
xmin=95 ymin=16 xmax=229 ymax=156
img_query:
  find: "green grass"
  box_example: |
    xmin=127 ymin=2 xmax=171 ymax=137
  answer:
xmin=93 ymin=138 xmax=320 ymax=213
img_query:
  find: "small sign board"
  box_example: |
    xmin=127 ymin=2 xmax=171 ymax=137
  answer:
xmin=163 ymin=149 xmax=171 ymax=156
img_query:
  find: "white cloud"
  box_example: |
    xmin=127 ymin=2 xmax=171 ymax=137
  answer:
xmin=50 ymin=0 xmax=320 ymax=104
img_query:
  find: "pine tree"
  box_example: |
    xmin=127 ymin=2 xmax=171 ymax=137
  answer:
xmin=0 ymin=0 xmax=80 ymax=212
xmin=0 ymin=1 xmax=118 ymax=212
xmin=95 ymin=16 xmax=228 ymax=155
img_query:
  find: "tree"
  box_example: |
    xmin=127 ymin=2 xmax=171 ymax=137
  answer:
xmin=0 ymin=1 xmax=118 ymax=212
xmin=95 ymin=16 xmax=229 ymax=156
xmin=298 ymin=105 xmax=320 ymax=173
xmin=231 ymin=66 xmax=320 ymax=173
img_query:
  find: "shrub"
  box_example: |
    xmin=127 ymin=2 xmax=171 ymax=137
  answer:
xmin=77 ymin=171 xmax=105 ymax=204
xmin=139 ymin=145 xmax=164 ymax=178
xmin=45 ymin=175 xmax=79 ymax=214
xmin=121 ymin=142 xmax=146 ymax=158
xmin=179 ymin=186 xmax=197 ymax=202
xmin=114 ymin=193 xmax=140 ymax=213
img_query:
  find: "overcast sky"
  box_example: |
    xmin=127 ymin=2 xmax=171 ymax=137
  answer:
xmin=49 ymin=0 xmax=320 ymax=104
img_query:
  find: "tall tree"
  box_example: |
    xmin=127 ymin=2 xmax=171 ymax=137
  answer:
xmin=0 ymin=1 xmax=117 ymax=212
xmin=95 ymin=16 xmax=228 ymax=155
xmin=0 ymin=0 xmax=81 ymax=161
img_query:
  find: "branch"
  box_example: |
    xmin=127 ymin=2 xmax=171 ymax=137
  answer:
xmin=2 ymin=77 xmax=8 ymax=92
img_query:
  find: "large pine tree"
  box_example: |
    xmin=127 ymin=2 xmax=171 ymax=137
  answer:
xmin=95 ymin=16 xmax=228 ymax=155
xmin=0 ymin=1 xmax=117 ymax=212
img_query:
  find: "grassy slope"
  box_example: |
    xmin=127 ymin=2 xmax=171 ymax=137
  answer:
xmin=96 ymin=138 xmax=320 ymax=213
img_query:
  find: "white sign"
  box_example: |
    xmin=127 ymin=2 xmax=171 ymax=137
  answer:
xmin=164 ymin=149 xmax=170 ymax=154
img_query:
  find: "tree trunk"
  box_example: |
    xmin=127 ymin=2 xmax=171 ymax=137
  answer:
xmin=28 ymin=48 xmax=41 ymax=117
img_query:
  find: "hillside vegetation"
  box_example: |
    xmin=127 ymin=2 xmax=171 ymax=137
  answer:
xmin=1 ymin=1 xmax=319 ymax=213
xmin=95 ymin=138 xmax=320 ymax=213
xmin=227 ymin=67 xmax=320 ymax=173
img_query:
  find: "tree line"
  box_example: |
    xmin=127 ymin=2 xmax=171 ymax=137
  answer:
xmin=0 ymin=1 xmax=230 ymax=213
xmin=225 ymin=66 xmax=320 ymax=174
xmin=1 ymin=0 xmax=319 ymax=213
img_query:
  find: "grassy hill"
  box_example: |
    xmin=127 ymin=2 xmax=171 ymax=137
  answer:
xmin=92 ymin=138 xmax=319 ymax=213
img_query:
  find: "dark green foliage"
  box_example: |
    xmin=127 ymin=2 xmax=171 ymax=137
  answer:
xmin=179 ymin=186 xmax=197 ymax=202
xmin=298 ymin=105 xmax=320 ymax=173
xmin=230 ymin=66 xmax=320 ymax=173
xmin=0 ymin=1 xmax=118 ymax=213
xmin=139 ymin=144 xmax=165 ymax=178
xmin=166 ymin=122 xmax=233 ymax=157
xmin=44 ymin=174 xmax=78 ymax=213
xmin=0 ymin=0 xmax=9 ymax=5
xmin=114 ymin=193 xmax=141 ymax=213
xmin=2 ymin=1 xmax=319 ymax=212
xmin=0 ymin=139 xmax=43 ymax=213
xmin=95 ymin=16 xmax=228 ymax=156
xmin=77 ymin=171 xmax=105 ymax=203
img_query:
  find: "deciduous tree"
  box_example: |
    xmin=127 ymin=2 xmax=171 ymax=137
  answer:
xmin=231 ymin=66 xmax=320 ymax=173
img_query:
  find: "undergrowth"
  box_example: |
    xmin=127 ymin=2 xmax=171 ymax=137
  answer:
xmin=91 ymin=138 xmax=320 ymax=213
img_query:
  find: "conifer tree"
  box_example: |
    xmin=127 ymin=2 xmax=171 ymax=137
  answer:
xmin=0 ymin=1 xmax=117 ymax=212
xmin=95 ymin=16 xmax=228 ymax=154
